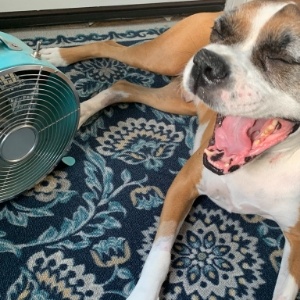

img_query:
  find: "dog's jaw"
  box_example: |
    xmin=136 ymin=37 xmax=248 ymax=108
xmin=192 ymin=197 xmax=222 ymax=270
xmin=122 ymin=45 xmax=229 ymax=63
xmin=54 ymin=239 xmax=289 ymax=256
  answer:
xmin=204 ymin=115 xmax=299 ymax=174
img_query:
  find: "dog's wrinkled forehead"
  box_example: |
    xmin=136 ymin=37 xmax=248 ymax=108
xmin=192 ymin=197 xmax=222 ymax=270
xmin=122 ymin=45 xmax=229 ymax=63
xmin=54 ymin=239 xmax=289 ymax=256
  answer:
xmin=212 ymin=0 xmax=300 ymax=48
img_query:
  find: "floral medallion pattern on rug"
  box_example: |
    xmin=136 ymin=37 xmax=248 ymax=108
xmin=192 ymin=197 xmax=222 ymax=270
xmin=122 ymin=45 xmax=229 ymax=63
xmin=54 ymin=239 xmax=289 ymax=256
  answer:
xmin=0 ymin=27 xmax=290 ymax=299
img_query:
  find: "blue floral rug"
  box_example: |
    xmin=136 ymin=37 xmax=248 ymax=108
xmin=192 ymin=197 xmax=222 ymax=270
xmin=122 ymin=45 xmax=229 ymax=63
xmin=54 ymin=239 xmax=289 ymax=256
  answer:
xmin=0 ymin=24 xmax=292 ymax=299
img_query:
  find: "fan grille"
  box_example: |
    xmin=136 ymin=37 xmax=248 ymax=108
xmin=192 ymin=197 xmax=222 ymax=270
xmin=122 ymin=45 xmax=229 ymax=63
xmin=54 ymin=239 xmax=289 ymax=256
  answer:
xmin=0 ymin=65 xmax=79 ymax=201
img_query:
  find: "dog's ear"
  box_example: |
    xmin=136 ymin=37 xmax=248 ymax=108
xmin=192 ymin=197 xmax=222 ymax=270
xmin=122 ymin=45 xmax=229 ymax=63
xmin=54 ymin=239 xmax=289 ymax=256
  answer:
xmin=224 ymin=0 xmax=252 ymax=11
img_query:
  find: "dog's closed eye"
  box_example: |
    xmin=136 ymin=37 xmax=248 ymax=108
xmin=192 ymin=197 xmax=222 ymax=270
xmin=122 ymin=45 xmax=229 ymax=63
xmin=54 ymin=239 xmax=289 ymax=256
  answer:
xmin=210 ymin=13 xmax=247 ymax=45
xmin=210 ymin=18 xmax=229 ymax=42
xmin=266 ymin=55 xmax=298 ymax=65
xmin=253 ymin=31 xmax=300 ymax=72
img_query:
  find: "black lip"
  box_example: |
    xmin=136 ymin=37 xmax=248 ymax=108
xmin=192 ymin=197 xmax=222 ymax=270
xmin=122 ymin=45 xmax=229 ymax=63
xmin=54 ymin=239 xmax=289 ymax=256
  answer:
xmin=228 ymin=165 xmax=240 ymax=172
xmin=211 ymin=152 xmax=224 ymax=162
xmin=291 ymin=123 xmax=300 ymax=134
xmin=203 ymin=153 xmax=224 ymax=175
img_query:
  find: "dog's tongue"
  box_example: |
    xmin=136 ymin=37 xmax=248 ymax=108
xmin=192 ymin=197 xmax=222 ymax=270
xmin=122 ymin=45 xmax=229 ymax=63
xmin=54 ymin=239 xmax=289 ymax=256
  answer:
xmin=204 ymin=115 xmax=296 ymax=175
xmin=214 ymin=116 xmax=254 ymax=157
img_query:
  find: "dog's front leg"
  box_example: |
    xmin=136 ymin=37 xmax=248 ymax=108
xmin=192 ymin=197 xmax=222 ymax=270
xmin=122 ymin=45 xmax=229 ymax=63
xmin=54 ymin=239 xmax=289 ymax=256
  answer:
xmin=127 ymin=148 xmax=204 ymax=300
xmin=272 ymin=231 xmax=300 ymax=300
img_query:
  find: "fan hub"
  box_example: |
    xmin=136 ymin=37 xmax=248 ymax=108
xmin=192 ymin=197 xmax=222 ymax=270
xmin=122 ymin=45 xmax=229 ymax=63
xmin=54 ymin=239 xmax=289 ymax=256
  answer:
xmin=0 ymin=125 xmax=38 ymax=162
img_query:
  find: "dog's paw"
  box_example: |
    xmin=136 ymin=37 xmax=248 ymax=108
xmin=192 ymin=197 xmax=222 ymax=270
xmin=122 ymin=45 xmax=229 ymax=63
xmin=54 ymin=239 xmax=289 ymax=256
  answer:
xmin=126 ymin=282 xmax=161 ymax=300
xmin=126 ymin=292 xmax=159 ymax=300
xmin=40 ymin=47 xmax=68 ymax=67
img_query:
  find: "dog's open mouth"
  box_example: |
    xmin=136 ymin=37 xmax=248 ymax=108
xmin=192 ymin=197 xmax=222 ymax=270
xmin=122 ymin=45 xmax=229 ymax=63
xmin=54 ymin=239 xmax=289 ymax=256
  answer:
xmin=204 ymin=115 xmax=300 ymax=175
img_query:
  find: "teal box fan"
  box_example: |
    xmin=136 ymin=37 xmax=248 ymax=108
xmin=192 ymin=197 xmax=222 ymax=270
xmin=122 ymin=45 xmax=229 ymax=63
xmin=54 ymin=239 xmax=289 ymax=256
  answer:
xmin=0 ymin=32 xmax=80 ymax=201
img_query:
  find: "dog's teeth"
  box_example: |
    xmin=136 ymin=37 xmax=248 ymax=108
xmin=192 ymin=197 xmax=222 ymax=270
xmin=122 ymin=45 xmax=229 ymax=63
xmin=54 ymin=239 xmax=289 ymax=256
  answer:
xmin=253 ymin=139 xmax=260 ymax=147
xmin=262 ymin=120 xmax=279 ymax=137
xmin=266 ymin=125 xmax=275 ymax=134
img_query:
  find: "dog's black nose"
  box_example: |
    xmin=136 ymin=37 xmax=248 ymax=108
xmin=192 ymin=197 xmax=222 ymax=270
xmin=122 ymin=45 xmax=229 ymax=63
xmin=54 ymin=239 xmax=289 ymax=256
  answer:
xmin=191 ymin=49 xmax=230 ymax=93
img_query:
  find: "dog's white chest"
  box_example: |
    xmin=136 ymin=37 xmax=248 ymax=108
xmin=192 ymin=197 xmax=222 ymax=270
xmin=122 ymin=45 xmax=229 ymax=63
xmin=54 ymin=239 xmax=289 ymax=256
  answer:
xmin=198 ymin=152 xmax=300 ymax=229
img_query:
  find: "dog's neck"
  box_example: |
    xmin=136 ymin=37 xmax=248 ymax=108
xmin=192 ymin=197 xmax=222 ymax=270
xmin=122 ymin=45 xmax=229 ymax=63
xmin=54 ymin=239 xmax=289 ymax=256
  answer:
xmin=224 ymin=0 xmax=252 ymax=11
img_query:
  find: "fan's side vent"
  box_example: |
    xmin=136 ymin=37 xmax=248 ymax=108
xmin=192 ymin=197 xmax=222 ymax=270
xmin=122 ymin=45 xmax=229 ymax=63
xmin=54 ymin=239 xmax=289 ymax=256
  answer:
xmin=0 ymin=67 xmax=79 ymax=201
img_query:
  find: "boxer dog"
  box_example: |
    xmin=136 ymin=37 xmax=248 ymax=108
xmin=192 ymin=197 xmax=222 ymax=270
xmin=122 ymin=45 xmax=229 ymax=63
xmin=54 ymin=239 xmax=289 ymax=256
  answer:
xmin=41 ymin=0 xmax=300 ymax=298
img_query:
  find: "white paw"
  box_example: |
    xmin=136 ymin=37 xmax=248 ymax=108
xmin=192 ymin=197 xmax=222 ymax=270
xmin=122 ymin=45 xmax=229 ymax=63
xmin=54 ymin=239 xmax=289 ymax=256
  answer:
xmin=78 ymin=102 xmax=93 ymax=129
xmin=78 ymin=111 xmax=89 ymax=129
xmin=272 ymin=273 xmax=298 ymax=300
xmin=126 ymin=249 xmax=170 ymax=300
xmin=40 ymin=47 xmax=68 ymax=67
xmin=126 ymin=289 xmax=159 ymax=300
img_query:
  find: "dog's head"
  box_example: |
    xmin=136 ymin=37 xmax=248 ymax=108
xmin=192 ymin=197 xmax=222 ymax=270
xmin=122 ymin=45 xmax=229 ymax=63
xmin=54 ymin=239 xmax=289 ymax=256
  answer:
xmin=183 ymin=0 xmax=300 ymax=175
